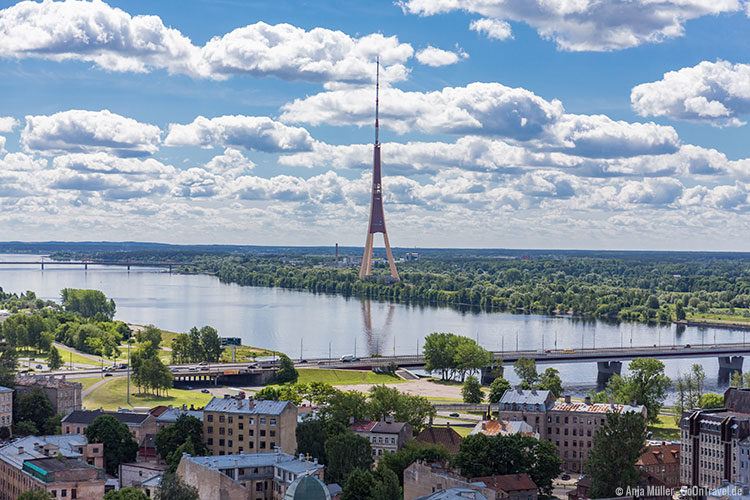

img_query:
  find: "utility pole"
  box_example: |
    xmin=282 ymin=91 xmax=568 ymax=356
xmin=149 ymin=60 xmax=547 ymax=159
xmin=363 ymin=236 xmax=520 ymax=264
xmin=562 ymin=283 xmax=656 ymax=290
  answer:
xmin=329 ymin=341 xmax=332 ymax=363
xmin=127 ymin=339 xmax=131 ymax=405
xmin=393 ymin=337 xmax=395 ymax=357
xmin=354 ymin=338 xmax=357 ymax=358
xmin=300 ymin=338 xmax=303 ymax=361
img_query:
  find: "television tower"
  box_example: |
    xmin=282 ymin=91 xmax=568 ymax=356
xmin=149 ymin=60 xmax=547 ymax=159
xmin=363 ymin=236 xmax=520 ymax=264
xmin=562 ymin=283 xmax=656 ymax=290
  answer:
xmin=359 ymin=57 xmax=399 ymax=280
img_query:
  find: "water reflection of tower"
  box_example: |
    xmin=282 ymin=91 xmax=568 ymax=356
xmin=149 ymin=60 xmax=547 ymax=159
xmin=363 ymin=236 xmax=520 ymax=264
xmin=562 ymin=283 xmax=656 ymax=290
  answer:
xmin=361 ymin=299 xmax=395 ymax=356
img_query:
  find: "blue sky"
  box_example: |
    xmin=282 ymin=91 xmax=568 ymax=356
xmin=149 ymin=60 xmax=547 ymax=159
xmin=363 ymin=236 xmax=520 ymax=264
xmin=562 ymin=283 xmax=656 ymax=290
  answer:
xmin=0 ymin=0 xmax=749 ymax=250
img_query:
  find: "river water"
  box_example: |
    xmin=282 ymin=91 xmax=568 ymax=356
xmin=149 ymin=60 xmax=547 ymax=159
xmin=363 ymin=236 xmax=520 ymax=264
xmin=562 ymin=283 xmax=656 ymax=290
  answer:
xmin=0 ymin=254 xmax=745 ymax=395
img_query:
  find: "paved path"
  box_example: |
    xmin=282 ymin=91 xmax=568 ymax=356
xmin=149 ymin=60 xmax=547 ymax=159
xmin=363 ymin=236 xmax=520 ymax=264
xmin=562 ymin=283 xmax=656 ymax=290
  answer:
xmin=53 ymin=342 xmax=102 ymax=363
xmin=82 ymin=376 xmax=123 ymax=397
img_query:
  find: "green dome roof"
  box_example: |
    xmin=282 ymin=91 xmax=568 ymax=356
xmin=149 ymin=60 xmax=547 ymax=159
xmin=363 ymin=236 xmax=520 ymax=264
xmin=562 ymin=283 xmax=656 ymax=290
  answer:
xmin=284 ymin=474 xmax=331 ymax=500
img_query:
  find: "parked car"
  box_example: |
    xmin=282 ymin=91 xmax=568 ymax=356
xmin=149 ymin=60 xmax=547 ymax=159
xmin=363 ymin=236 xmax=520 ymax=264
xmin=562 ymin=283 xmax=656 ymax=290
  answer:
xmin=169 ymin=367 xmax=177 ymax=372
xmin=247 ymin=363 xmax=258 ymax=369
xmin=561 ymin=474 xmax=571 ymax=481
xmin=340 ymin=355 xmax=354 ymax=362
xmin=35 ymin=364 xmax=43 ymax=369
xmin=449 ymin=412 xmax=459 ymax=417
xmin=201 ymin=389 xmax=210 ymax=394
xmin=685 ymin=344 xmax=692 ymax=348
xmin=119 ymin=363 xmax=128 ymax=369
xmin=104 ymin=373 xmax=113 ymax=377
xmin=198 ymin=361 xmax=208 ymax=366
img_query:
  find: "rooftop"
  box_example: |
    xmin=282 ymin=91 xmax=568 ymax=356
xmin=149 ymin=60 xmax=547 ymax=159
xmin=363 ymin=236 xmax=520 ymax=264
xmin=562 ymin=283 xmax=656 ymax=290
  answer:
xmin=499 ymin=389 xmax=552 ymax=407
xmin=348 ymin=419 xmax=409 ymax=434
xmin=637 ymin=444 xmax=679 ymax=466
xmin=15 ymin=374 xmax=82 ymax=389
xmin=184 ymin=451 xmax=323 ymax=476
xmin=0 ymin=385 xmax=12 ymax=393
xmin=156 ymin=408 xmax=204 ymax=423
xmin=471 ymin=473 xmax=537 ymax=493
xmin=62 ymin=409 xmax=151 ymax=426
xmin=415 ymin=425 xmax=463 ymax=455
xmin=415 ymin=487 xmax=490 ymax=500
xmin=203 ymin=396 xmax=293 ymax=415
xmin=0 ymin=435 xmax=90 ymax=470
xmin=551 ymin=401 xmax=645 ymax=414
xmin=469 ymin=419 xmax=535 ymax=437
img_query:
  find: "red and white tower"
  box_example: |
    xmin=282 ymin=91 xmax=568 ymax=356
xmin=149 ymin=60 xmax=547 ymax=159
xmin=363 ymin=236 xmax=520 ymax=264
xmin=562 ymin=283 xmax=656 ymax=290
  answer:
xmin=359 ymin=58 xmax=399 ymax=280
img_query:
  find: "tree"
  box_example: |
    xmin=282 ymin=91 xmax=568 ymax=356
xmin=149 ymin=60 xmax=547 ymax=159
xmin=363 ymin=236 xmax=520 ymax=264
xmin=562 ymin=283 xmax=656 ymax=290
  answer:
xmin=16 ymin=490 xmax=53 ymax=500
xmin=367 ymin=385 xmax=436 ymax=431
xmin=423 ymin=332 xmax=457 ymax=380
xmin=61 ymin=288 xmax=116 ymax=319
xmin=17 ymin=388 xmax=55 ymax=432
xmin=453 ymin=338 xmax=491 ymax=381
xmin=0 ymin=426 xmax=9 ymax=439
xmin=537 ymin=367 xmax=563 ymax=398
xmin=513 ymin=357 xmax=538 ymax=388
xmin=85 ymin=415 xmax=139 ymax=475
xmin=488 ymin=377 xmax=512 ymax=403
xmin=319 ymin=391 xmax=369 ymax=427
xmin=296 ymin=419 xmax=331 ymax=464
xmin=199 ymin=326 xmax=222 ymax=362
xmin=371 ymin=465 xmax=402 ymax=500
xmin=342 ymin=468 xmax=376 ymax=500
xmin=13 ymin=420 xmax=38 ymax=436
xmin=276 ymin=354 xmax=299 ymax=384
xmin=187 ymin=327 xmax=202 ymax=362
xmin=699 ymin=393 xmax=724 ymax=409
xmin=104 ymin=487 xmax=149 ymax=500
xmin=379 ymin=441 xmax=449 ymax=486
xmin=584 ymin=412 xmax=647 ymax=499
xmin=607 ymin=358 xmax=670 ymax=423
xmin=324 ymin=431 xmax=373 ymax=484
xmin=155 ymin=414 xmax=207 ymax=466
xmin=170 ymin=334 xmax=191 ymax=364
xmin=462 ymin=375 xmax=483 ymax=403
xmin=47 ymin=345 xmax=64 ymax=370
xmin=675 ymin=302 xmax=686 ymax=320
xmin=166 ymin=437 xmax=199 ymax=473
xmin=156 ymin=472 xmax=199 ymax=500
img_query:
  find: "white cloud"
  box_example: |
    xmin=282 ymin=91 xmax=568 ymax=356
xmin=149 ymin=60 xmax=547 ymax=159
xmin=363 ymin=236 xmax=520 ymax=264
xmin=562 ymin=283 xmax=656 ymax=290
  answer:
xmin=415 ymin=46 xmax=467 ymax=67
xmin=631 ymin=60 xmax=750 ymax=126
xmin=164 ymin=115 xmax=314 ymax=153
xmin=469 ymin=18 xmax=512 ymax=41
xmin=399 ymin=0 xmax=743 ymax=51
xmin=204 ymin=148 xmax=255 ymax=176
xmin=617 ymin=177 xmax=684 ymax=206
xmin=0 ymin=116 xmax=19 ymax=133
xmin=52 ymin=152 xmax=174 ymax=176
xmin=0 ymin=1 xmax=414 ymax=85
xmin=22 ymin=109 xmax=161 ymax=156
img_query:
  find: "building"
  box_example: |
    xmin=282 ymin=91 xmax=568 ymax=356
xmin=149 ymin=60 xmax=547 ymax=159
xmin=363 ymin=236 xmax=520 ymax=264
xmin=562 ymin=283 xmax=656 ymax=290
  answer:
xmin=498 ymin=389 xmax=647 ymax=473
xmin=414 ymin=424 xmax=463 ymax=456
xmin=139 ymin=473 xmax=163 ymax=498
xmin=415 ymin=488 xmax=491 ymax=500
xmin=155 ymin=405 xmax=203 ymax=430
xmin=348 ymin=417 xmax=413 ymax=457
xmin=138 ymin=434 xmax=157 ymax=461
xmin=707 ymin=481 xmax=750 ymax=500
xmin=680 ymin=387 xmax=750 ymax=489
xmin=15 ymin=374 xmax=82 ymax=415
xmin=62 ymin=409 xmax=158 ymax=444
xmin=0 ymin=386 xmax=12 ymax=431
xmin=284 ymin=474 xmax=331 ymax=500
xmin=119 ymin=462 xmax=168 ymax=489
xmin=203 ymin=395 xmax=298 ymax=456
xmin=636 ymin=443 xmax=680 ymax=488
xmin=470 ymin=474 xmax=537 ymax=500
xmin=404 ymin=461 xmax=498 ymax=500
xmin=0 ymin=436 xmax=106 ymax=500
xmin=177 ymin=451 xmax=324 ymax=500
xmin=469 ymin=420 xmax=537 ymax=438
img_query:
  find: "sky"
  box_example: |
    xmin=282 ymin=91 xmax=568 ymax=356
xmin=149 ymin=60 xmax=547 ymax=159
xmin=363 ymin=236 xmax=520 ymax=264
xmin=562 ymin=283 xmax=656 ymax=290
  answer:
xmin=0 ymin=0 xmax=749 ymax=251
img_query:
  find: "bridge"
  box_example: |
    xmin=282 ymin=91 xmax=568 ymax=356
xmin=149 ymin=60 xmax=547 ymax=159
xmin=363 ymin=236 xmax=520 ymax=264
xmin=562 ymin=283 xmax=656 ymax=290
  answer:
xmin=304 ymin=342 xmax=750 ymax=383
xmin=0 ymin=259 xmax=178 ymax=271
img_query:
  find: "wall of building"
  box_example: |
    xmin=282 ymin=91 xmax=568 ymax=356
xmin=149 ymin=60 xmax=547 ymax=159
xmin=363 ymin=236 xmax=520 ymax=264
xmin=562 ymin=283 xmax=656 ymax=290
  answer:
xmin=203 ymin=405 xmax=296 ymax=457
xmin=403 ymin=461 xmax=497 ymax=500
xmin=177 ymin=458 xmax=253 ymax=500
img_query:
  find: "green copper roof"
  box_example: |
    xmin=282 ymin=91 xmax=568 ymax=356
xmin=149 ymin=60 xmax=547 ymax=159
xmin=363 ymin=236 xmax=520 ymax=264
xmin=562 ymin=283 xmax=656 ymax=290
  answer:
xmin=283 ymin=474 xmax=331 ymax=500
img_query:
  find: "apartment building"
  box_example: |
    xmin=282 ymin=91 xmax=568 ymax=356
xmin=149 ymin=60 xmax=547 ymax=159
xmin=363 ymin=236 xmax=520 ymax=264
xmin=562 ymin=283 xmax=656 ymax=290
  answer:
xmin=0 ymin=436 xmax=106 ymax=500
xmin=119 ymin=462 xmax=168 ymax=489
xmin=470 ymin=474 xmax=538 ymax=500
xmin=469 ymin=420 xmax=536 ymax=438
xmin=498 ymin=389 xmax=647 ymax=472
xmin=348 ymin=417 xmax=413 ymax=457
xmin=637 ymin=443 xmax=680 ymax=488
xmin=0 ymin=386 xmax=11 ymax=431
xmin=404 ymin=461 xmax=498 ymax=500
xmin=203 ymin=395 xmax=297 ymax=456
xmin=15 ymin=375 xmax=82 ymax=415
xmin=155 ymin=406 xmax=203 ymax=430
xmin=680 ymin=388 xmax=750 ymax=489
xmin=62 ymin=409 xmax=158 ymax=444
xmin=414 ymin=424 xmax=463 ymax=456
xmin=177 ymin=450 xmax=324 ymax=500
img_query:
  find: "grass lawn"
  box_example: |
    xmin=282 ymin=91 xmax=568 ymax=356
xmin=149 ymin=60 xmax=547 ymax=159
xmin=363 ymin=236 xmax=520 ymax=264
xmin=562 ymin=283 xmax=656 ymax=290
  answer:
xmin=74 ymin=377 xmax=108 ymax=392
xmin=648 ymin=414 xmax=680 ymax=441
xmin=295 ymin=368 xmax=404 ymax=386
xmin=82 ymin=376 xmax=213 ymax=410
xmin=431 ymin=424 xmax=474 ymax=437
xmin=37 ymin=345 xmax=100 ymax=367
xmin=688 ymin=310 xmax=750 ymax=324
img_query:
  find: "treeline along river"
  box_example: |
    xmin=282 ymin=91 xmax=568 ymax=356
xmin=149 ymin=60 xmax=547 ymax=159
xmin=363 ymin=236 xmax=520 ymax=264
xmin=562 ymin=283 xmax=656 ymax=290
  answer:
xmin=0 ymin=254 xmax=746 ymax=395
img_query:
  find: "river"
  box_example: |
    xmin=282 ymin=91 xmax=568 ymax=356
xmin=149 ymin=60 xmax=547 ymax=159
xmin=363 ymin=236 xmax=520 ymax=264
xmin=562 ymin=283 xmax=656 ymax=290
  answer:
xmin=0 ymin=254 xmax=746 ymax=395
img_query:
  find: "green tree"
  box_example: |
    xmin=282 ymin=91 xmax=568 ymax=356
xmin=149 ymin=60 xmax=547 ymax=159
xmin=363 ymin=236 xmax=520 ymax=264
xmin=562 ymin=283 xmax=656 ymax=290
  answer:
xmin=16 ymin=490 xmax=53 ymax=500
xmin=156 ymin=472 xmax=199 ymax=500
xmin=423 ymin=332 xmax=457 ymax=380
xmin=199 ymin=326 xmax=222 ymax=362
xmin=13 ymin=420 xmax=39 ymax=436
xmin=675 ymin=302 xmax=686 ymax=320
xmin=47 ymin=345 xmax=63 ymax=370
xmin=462 ymin=375 xmax=483 ymax=403
xmin=607 ymin=358 xmax=671 ymax=423
xmin=155 ymin=414 xmax=207 ymax=465
xmin=584 ymin=412 xmax=647 ymax=499
xmin=379 ymin=441 xmax=449 ymax=486
xmin=0 ymin=426 xmax=9 ymax=439
xmin=61 ymin=288 xmax=116 ymax=319
xmin=513 ymin=357 xmax=538 ymax=388
xmin=367 ymin=385 xmax=436 ymax=432
xmin=324 ymin=431 xmax=373 ymax=485
xmin=371 ymin=465 xmax=402 ymax=500
xmin=166 ymin=437 xmax=199 ymax=473
xmin=296 ymin=419 xmax=332 ymax=464
xmin=319 ymin=391 xmax=369 ymax=427
xmin=453 ymin=338 xmax=491 ymax=381
xmin=16 ymin=388 xmax=55 ymax=432
xmin=85 ymin=415 xmax=139 ymax=475
xmin=104 ymin=487 xmax=149 ymax=500
xmin=699 ymin=393 xmax=724 ymax=409
xmin=187 ymin=327 xmax=202 ymax=362
xmin=342 ymin=468 xmax=375 ymax=500
xmin=537 ymin=367 xmax=564 ymax=398
xmin=488 ymin=377 xmax=512 ymax=403
xmin=276 ymin=354 xmax=299 ymax=384
xmin=170 ymin=334 xmax=191 ymax=364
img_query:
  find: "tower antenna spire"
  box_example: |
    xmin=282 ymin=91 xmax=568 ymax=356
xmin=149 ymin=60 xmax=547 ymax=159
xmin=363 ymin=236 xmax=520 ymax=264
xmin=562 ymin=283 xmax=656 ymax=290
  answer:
xmin=375 ymin=56 xmax=379 ymax=145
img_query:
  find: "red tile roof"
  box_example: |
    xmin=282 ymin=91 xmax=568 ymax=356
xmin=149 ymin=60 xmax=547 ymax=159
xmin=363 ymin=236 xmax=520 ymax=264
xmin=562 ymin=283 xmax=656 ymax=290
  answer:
xmin=636 ymin=444 xmax=680 ymax=466
xmin=471 ymin=473 xmax=537 ymax=493
xmin=415 ymin=426 xmax=463 ymax=455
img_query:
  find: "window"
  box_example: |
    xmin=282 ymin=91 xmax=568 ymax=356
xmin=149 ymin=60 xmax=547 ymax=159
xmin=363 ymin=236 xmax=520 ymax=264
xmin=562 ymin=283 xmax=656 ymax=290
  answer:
xmin=220 ymin=427 xmax=225 ymax=435
xmin=228 ymin=440 xmax=233 ymax=447
xmin=260 ymin=418 xmax=266 ymax=425
xmin=239 ymin=423 xmax=244 ymax=430
xmin=207 ymin=438 xmax=213 ymax=445
xmin=270 ymin=431 xmax=276 ymax=437
xmin=219 ymin=416 xmax=225 ymax=423
xmin=261 ymin=441 xmax=266 ymax=449
xmin=207 ymin=415 xmax=214 ymax=422
xmin=229 ymin=417 xmax=233 ymax=424
xmin=62 ymin=491 xmax=67 ymax=498
xmin=564 ymin=417 xmax=569 ymax=424
xmin=72 ymin=490 xmax=77 ymax=499
xmin=208 ymin=426 xmax=213 ymax=433
xmin=239 ymin=435 xmax=244 ymax=442
xmin=260 ymin=430 xmax=266 ymax=437
xmin=219 ymin=439 xmax=225 ymax=446
xmin=249 ymin=430 xmax=254 ymax=436
xmin=270 ymin=418 xmax=276 ymax=425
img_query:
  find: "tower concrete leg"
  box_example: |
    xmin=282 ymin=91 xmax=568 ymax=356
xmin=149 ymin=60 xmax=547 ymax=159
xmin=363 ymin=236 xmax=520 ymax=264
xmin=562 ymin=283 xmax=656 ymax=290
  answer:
xmin=597 ymin=361 xmax=622 ymax=385
xmin=359 ymin=233 xmax=375 ymax=279
xmin=382 ymin=232 xmax=400 ymax=280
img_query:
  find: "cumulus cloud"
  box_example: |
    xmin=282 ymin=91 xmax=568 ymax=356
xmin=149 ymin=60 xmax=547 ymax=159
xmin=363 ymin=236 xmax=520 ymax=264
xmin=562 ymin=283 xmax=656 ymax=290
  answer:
xmin=204 ymin=148 xmax=255 ymax=176
xmin=22 ymin=109 xmax=161 ymax=156
xmin=415 ymin=46 xmax=467 ymax=67
xmin=469 ymin=18 xmax=513 ymax=41
xmin=0 ymin=0 xmax=414 ymax=85
xmin=0 ymin=116 xmax=18 ymax=133
xmin=617 ymin=177 xmax=684 ymax=206
xmin=164 ymin=115 xmax=314 ymax=153
xmin=399 ymin=0 xmax=743 ymax=51
xmin=631 ymin=60 xmax=750 ymax=126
